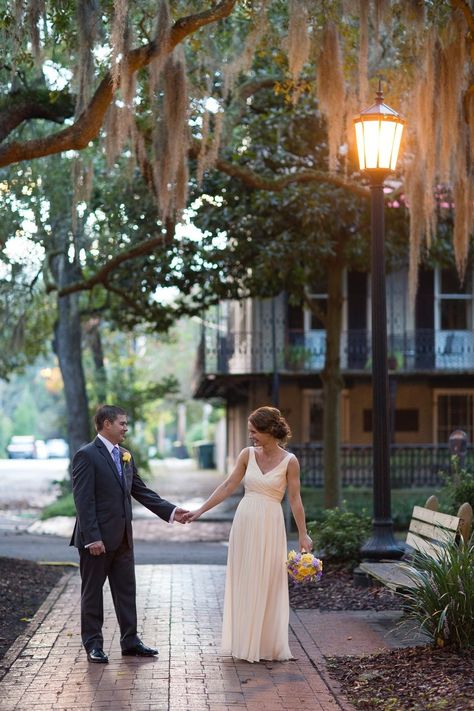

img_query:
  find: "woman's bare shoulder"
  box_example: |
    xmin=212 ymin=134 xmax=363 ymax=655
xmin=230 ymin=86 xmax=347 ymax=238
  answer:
xmin=286 ymin=451 xmax=300 ymax=468
xmin=238 ymin=446 xmax=251 ymax=461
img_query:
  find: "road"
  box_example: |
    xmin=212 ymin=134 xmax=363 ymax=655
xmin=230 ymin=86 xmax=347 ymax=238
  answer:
xmin=0 ymin=531 xmax=230 ymax=565
xmin=0 ymin=458 xmax=69 ymax=508
xmin=0 ymin=457 xmax=234 ymax=565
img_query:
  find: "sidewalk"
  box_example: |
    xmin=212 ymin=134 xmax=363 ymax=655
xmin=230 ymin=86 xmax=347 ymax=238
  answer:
xmin=0 ymin=563 xmax=409 ymax=711
xmin=0 ymin=459 xmax=410 ymax=710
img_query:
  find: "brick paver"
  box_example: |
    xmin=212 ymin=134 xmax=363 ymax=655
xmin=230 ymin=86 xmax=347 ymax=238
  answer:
xmin=0 ymin=566 xmax=356 ymax=711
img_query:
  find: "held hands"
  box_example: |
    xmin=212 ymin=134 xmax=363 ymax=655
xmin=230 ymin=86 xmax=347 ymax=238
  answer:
xmin=299 ymin=532 xmax=313 ymax=553
xmin=173 ymin=508 xmax=190 ymax=524
xmin=182 ymin=509 xmax=203 ymax=523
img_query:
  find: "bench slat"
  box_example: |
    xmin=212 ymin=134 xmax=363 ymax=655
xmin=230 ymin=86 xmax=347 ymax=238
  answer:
xmin=359 ymin=562 xmax=418 ymax=590
xmin=360 ymin=505 xmax=463 ymax=591
xmin=408 ymin=518 xmax=458 ymax=544
xmin=411 ymin=506 xmax=459 ymax=531
xmin=406 ymin=532 xmax=446 ymax=559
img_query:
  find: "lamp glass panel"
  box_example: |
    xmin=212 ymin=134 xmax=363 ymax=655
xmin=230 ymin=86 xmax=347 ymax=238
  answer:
xmin=378 ymin=121 xmax=397 ymax=169
xmin=362 ymin=120 xmax=381 ymax=168
xmin=355 ymin=121 xmax=366 ymax=170
xmin=390 ymin=123 xmax=404 ymax=170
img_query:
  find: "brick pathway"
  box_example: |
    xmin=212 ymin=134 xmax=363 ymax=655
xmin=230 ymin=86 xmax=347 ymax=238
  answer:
xmin=0 ymin=566 xmax=356 ymax=711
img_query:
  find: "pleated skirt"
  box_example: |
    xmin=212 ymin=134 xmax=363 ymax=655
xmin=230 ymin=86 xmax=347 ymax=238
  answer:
xmin=221 ymin=494 xmax=292 ymax=662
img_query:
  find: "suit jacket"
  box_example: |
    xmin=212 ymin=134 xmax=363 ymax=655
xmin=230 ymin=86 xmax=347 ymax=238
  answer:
xmin=69 ymin=437 xmax=176 ymax=551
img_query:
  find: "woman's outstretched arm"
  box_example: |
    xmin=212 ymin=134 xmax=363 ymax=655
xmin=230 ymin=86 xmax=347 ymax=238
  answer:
xmin=184 ymin=448 xmax=249 ymax=522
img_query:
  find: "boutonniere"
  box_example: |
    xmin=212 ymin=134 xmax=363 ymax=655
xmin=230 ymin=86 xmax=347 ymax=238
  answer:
xmin=122 ymin=451 xmax=132 ymax=464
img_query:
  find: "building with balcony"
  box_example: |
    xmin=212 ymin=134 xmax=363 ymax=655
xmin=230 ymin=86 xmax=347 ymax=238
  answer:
xmin=193 ymin=266 xmax=474 ymax=480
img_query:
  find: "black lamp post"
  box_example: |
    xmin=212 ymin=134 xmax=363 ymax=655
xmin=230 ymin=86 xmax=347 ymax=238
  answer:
xmin=354 ymin=83 xmax=406 ymax=560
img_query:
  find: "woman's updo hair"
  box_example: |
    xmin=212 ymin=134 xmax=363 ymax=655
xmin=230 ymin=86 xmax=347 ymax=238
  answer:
xmin=248 ymin=406 xmax=292 ymax=444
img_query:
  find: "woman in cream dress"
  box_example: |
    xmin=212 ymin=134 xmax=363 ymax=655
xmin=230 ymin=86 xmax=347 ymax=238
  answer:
xmin=186 ymin=406 xmax=312 ymax=663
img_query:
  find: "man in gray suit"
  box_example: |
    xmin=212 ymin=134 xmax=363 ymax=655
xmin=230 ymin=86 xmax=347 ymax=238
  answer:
xmin=70 ymin=404 xmax=188 ymax=664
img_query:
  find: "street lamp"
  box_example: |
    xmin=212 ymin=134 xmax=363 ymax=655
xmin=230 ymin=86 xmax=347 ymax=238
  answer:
xmin=354 ymin=82 xmax=406 ymax=560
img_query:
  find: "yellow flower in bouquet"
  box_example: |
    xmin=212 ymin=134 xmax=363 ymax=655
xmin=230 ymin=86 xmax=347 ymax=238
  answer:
xmin=287 ymin=550 xmax=323 ymax=585
xmin=122 ymin=451 xmax=132 ymax=463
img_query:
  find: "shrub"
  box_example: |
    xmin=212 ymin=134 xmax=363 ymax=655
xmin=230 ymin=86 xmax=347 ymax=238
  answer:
xmin=301 ymin=487 xmax=434 ymax=532
xmin=307 ymin=505 xmax=371 ymax=568
xmin=440 ymin=456 xmax=474 ymax=514
xmin=399 ymin=536 xmax=474 ymax=650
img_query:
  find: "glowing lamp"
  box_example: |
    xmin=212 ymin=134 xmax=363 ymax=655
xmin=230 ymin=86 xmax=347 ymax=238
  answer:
xmin=354 ymin=85 xmax=405 ymax=174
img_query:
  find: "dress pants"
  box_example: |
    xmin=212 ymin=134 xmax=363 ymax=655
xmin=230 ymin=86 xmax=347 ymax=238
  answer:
xmin=79 ymin=534 xmax=140 ymax=652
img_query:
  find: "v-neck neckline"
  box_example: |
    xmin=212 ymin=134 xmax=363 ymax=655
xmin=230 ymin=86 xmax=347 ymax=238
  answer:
xmin=253 ymin=447 xmax=289 ymax=476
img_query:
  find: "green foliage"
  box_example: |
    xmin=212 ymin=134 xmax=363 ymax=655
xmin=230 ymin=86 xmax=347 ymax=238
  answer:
xmin=308 ymin=505 xmax=371 ymax=567
xmin=0 ymin=360 xmax=67 ymax=456
xmin=399 ymin=537 xmax=474 ymax=650
xmin=41 ymin=492 xmax=76 ymax=520
xmin=301 ymin=487 xmax=433 ymax=531
xmin=439 ymin=456 xmax=474 ymax=514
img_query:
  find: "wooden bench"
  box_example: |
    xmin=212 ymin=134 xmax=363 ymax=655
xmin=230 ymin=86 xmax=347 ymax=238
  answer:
xmin=359 ymin=497 xmax=473 ymax=591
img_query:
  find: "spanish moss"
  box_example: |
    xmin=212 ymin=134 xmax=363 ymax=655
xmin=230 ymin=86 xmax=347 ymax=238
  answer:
xmin=316 ymin=23 xmax=345 ymax=172
xmin=110 ymin=0 xmax=129 ymax=90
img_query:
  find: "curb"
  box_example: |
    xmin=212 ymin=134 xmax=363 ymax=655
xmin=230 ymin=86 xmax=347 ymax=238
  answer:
xmin=0 ymin=569 xmax=75 ymax=682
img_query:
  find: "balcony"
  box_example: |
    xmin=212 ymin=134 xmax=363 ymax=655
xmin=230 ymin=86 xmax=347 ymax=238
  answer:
xmin=196 ymin=328 xmax=474 ymax=377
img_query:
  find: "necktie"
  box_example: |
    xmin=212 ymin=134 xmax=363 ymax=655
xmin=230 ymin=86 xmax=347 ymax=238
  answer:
xmin=112 ymin=446 xmax=122 ymax=476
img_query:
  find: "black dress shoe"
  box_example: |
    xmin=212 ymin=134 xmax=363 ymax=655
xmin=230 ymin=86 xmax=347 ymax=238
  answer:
xmin=87 ymin=648 xmax=108 ymax=664
xmin=122 ymin=641 xmax=158 ymax=657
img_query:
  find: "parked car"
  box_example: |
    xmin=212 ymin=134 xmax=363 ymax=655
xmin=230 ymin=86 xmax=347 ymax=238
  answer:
xmin=34 ymin=439 xmax=49 ymax=459
xmin=6 ymin=435 xmax=37 ymax=459
xmin=45 ymin=438 xmax=69 ymax=459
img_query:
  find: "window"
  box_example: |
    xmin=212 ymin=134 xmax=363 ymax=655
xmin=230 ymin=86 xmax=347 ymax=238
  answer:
xmin=363 ymin=409 xmax=419 ymax=433
xmin=435 ymin=391 xmax=474 ymax=444
xmin=435 ymin=269 xmax=474 ymax=368
xmin=303 ymin=390 xmax=324 ymax=442
xmin=436 ymin=268 xmax=473 ymax=331
xmin=304 ymin=276 xmax=328 ymax=331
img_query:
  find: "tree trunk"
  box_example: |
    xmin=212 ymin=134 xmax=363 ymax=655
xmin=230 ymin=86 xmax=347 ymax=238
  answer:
xmin=321 ymin=256 xmax=344 ymax=508
xmin=52 ymin=256 xmax=91 ymax=464
xmin=85 ymin=317 xmax=108 ymax=404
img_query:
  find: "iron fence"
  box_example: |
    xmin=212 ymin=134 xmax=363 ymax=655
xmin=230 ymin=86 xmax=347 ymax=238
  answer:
xmin=289 ymin=443 xmax=473 ymax=488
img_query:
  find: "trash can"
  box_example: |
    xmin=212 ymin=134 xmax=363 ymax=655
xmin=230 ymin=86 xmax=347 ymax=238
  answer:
xmin=195 ymin=441 xmax=215 ymax=469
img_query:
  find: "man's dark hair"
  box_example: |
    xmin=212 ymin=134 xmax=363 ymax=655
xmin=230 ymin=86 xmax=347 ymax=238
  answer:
xmin=94 ymin=405 xmax=127 ymax=432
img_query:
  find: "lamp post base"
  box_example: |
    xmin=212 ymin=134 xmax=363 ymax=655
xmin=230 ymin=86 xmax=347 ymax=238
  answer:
xmin=360 ymin=520 xmax=405 ymax=561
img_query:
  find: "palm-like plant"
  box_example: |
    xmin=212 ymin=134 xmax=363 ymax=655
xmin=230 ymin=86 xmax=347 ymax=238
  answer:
xmin=399 ymin=536 xmax=474 ymax=650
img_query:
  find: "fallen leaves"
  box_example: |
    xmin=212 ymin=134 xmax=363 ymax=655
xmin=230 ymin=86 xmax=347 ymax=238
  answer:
xmin=328 ymin=646 xmax=474 ymax=711
xmin=289 ymin=564 xmax=401 ymax=611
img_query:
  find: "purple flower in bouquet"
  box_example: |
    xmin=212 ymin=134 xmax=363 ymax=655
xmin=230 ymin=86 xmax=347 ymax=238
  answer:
xmin=287 ymin=550 xmax=323 ymax=584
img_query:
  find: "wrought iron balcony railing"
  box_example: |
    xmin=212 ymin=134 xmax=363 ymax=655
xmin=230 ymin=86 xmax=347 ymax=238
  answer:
xmin=196 ymin=328 xmax=474 ymax=376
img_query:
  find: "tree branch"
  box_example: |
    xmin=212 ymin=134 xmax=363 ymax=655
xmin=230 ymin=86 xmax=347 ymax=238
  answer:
xmin=0 ymin=0 xmax=238 ymax=167
xmin=49 ymin=235 xmax=166 ymax=296
xmin=0 ymin=89 xmax=75 ymax=142
xmin=213 ymin=155 xmax=371 ymax=199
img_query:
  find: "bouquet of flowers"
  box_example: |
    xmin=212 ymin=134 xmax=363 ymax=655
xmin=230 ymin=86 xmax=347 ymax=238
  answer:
xmin=287 ymin=550 xmax=323 ymax=584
